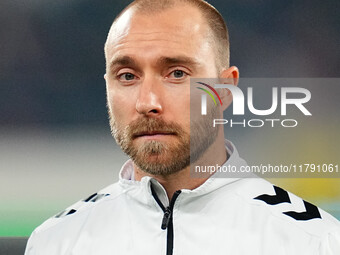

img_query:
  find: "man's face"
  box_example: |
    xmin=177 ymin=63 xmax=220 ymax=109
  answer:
xmin=105 ymin=5 xmax=220 ymax=176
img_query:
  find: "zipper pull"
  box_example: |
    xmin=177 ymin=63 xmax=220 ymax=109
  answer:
xmin=161 ymin=207 xmax=171 ymax=230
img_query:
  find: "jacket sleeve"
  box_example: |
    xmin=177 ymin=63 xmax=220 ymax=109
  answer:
xmin=319 ymin=229 xmax=340 ymax=255
xmin=24 ymin=231 xmax=37 ymax=255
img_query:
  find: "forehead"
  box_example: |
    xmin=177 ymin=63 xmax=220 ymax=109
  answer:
xmin=105 ymin=5 xmax=211 ymax=61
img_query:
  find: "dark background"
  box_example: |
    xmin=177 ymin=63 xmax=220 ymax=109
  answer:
xmin=1 ymin=0 xmax=339 ymax=127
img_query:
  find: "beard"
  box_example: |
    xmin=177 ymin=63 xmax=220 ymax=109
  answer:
xmin=109 ymin=106 xmax=219 ymax=177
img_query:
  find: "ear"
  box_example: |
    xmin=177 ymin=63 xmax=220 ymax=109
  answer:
xmin=218 ymin=66 xmax=239 ymax=111
xmin=220 ymin=66 xmax=239 ymax=84
xmin=104 ymin=74 xmax=107 ymax=80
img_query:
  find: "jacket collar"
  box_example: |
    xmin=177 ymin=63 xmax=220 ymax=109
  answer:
xmin=118 ymin=140 xmax=249 ymax=206
xmin=119 ymin=140 xmax=252 ymax=205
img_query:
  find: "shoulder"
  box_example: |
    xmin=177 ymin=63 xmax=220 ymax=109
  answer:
xmin=233 ymin=178 xmax=340 ymax=239
xmin=33 ymin=182 xmax=123 ymax=235
xmin=25 ymin=182 xmax=132 ymax=254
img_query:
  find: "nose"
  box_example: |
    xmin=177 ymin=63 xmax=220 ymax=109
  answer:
xmin=136 ymin=76 xmax=163 ymax=117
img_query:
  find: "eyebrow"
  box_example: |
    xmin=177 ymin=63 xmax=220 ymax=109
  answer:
xmin=108 ymin=55 xmax=201 ymax=72
xmin=109 ymin=56 xmax=138 ymax=71
xmin=156 ymin=56 xmax=201 ymax=68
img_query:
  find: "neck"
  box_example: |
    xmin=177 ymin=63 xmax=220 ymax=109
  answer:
xmin=134 ymin=133 xmax=227 ymax=200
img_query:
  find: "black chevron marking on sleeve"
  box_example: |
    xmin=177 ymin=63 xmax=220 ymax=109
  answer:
xmin=55 ymin=210 xmax=67 ymax=218
xmin=55 ymin=193 xmax=111 ymax=218
xmin=84 ymin=193 xmax=97 ymax=202
xmin=254 ymin=186 xmax=291 ymax=205
xmin=91 ymin=194 xmax=107 ymax=202
xmin=66 ymin=209 xmax=77 ymax=215
xmin=283 ymin=200 xmax=322 ymax=221
xmin=56 ymin=208 xmax=77 ymax=218
xmin=84 ymin=193 xmax=110 ymax=203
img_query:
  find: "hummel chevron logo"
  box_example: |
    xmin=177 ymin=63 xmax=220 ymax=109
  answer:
xmin=83 ymin=193 xmax=110 ymax=202
xmin=254 ymin=185 xmax=322 ymax=221
xmin=254 ymin=186 xmax=291 ymax=205
xmin=283 ymin=200 xmax=321 ymax=221
xmin=55 ymin=193 xmax=110 ymax=218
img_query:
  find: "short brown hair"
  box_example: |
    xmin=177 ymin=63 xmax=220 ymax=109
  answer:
xmin=105 ymin=0 xmax=230 ymax=70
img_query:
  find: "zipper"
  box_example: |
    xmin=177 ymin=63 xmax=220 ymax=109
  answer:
xmin=161 ymin=208 xmax=172 ymax=230
xmin=151 ymin=186 xmax=181 ymax=255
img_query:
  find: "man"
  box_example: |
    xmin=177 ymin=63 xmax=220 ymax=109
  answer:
xmin=25 ymin=0 xmax=340 ymax=254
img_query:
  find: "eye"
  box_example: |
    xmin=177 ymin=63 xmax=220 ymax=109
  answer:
xmin=169 ymin=70 xmax=188 ymax=79
xmin=118 ymin=73 xmax=136 ymax=81
xmin=173 ymin=70 xmax=184 ymax=78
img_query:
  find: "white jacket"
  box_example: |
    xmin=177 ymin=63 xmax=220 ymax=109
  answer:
xmin=25 ymin=140 xmax=340 ymax=255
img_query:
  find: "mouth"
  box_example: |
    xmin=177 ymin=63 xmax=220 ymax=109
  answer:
xmin=133 ymin=131 xmax=176 ymax=139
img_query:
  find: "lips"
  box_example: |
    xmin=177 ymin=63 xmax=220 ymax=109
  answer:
xmin=133 ymin=131 xmax=176 ymax=138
